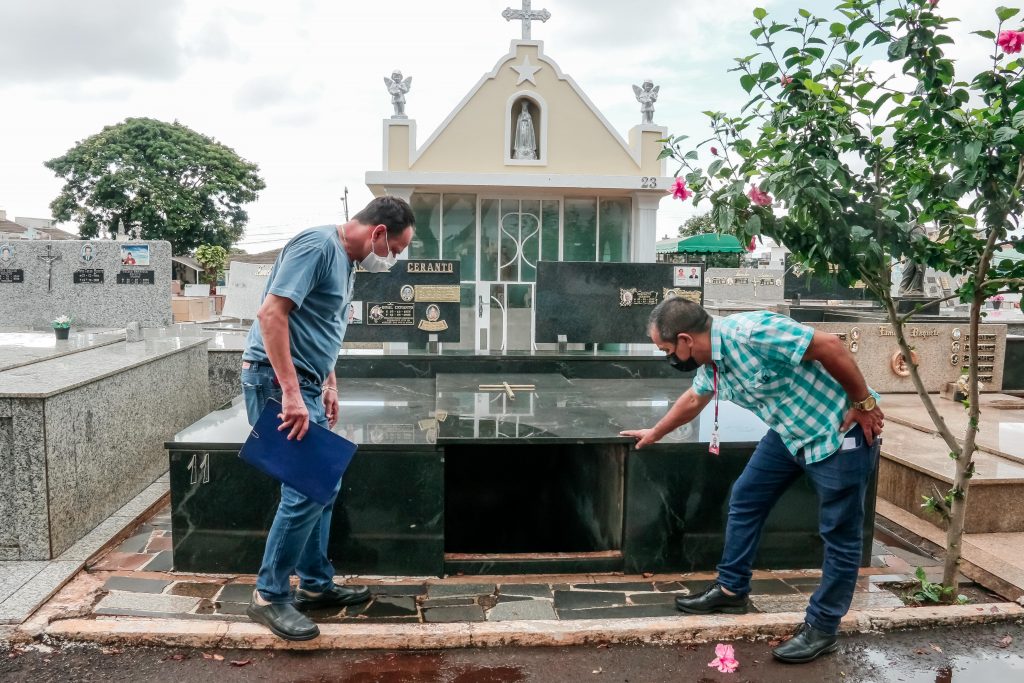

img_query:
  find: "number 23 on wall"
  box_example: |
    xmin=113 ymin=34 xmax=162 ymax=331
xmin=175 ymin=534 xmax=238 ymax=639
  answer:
xmin=640 ymin=177 xmax=658 ymax=189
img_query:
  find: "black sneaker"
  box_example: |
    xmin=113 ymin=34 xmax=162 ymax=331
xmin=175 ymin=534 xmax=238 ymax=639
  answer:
xmin=246 ymin=595 xmax=319 ymax=641
xmin=772 ymin=623 xmax=838 ymax=663
xmin=293 ymin=583 xmax=371 ymax=611
xmin=675 ymin=583 xmax=750 ymax=615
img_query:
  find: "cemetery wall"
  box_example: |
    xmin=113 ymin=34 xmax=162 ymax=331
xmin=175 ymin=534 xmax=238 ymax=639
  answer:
xmin=0 ymin=240 xmax=172 ymax=328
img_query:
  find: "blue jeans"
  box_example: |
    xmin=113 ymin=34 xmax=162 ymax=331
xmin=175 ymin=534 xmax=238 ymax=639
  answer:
xmin=716 ymin=425 xmax=879 ymax=635
xmin=241 ymin=362 xmax=341 ymax=603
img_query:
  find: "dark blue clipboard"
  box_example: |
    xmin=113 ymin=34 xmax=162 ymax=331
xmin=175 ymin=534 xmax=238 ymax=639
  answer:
xmin=239 ymin=398 xmax=358 ymax=505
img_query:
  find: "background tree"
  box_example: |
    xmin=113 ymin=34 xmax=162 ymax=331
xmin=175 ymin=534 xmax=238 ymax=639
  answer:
xmin=194 ymin=244 xmax=228 ymax=295
xmin=677 ymin=211 xmax=717 ymax=237
xmin=45 ymin=117 xmax=266 ymax=255
xmin=662 ymin=1 xmax=1024 ymax=599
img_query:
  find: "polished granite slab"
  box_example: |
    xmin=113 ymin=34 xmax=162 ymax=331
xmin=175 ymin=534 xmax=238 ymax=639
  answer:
xmin=0 ymin=330 xmax=126 ymax=372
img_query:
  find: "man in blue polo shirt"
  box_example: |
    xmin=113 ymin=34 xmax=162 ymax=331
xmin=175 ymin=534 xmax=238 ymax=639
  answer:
xmin=240 ymin=196 xmax=415 ymax=641
xmin=621 ymin=297 xmax=884 ymax=664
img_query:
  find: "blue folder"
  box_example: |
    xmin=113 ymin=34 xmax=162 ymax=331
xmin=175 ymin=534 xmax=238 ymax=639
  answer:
xmin=239 ymin=398 xmax=358 ymax=505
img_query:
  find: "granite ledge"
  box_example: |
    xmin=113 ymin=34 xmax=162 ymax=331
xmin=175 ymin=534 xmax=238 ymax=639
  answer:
xmin=0 ymin=337 xmax=209 ymax=399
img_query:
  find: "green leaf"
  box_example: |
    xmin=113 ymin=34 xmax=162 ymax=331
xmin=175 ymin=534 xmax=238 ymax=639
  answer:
xmin=888 ymin=35 xmax=910 ymax=61
xmin=965 ymin=140 xmax=983 ymax=163
xmin=972 ymin=30 xmax=996 ymax=40
xmin=802 ymin=78 xmax=825 ymax=96
xmin=740 ymin=74 xmax=757 ymax=93
xmin=708 ymin=159 xmax=726 ymax=177
xmin=798 ymin=8 xmax=811 ymax=19
xmin=746 ymin=214 xmax=763 ymax=233
xmin=657 ymin=148 xmax=673 ymax=160
xmin=1013 ymin=111 xmax=1024 ymax=129
xmin=994 ymin=127 xmax=1019 ymax=142
xmin=830 ymin=22 xmax=846 ymax=37
xmin=996 ymin=6 xmax=1020 ymax=22
xmin=684 ymin=150 xmax=699 ymax=161
xmin=753 ymin=7 xmax=767 ymax=20
xmin=758 ymin=62 xmax=779 ymax=79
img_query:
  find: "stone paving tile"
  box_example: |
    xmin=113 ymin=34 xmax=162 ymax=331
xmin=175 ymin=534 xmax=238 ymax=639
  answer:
xmin=423 ymin=605 xmax=485 ymax=623
xmin=89 ymin=552 xmax=152 ymax=572
xmin=487 ymin=599 xmax=557 ymax=621
xmin=498 ymin=584 xmax=553 ymax=599
xmin=653 ymin=581 xmax=685 ymax=592
xmin=558 ymin=603 xmax=681 ymax=620
xmin=341 ymin=615 xmax=421 ymax=624
xmin=142 ymin=551 xmax=173 ymax=572
xmin=888 ymin=545 xmax=941 ymax=567
xmin=553 ymin=591 xmax=626 ymax=610
xmin=0 ymin=563 xmax=43 ymax=604
xmin=575 ymin=582 xmax=654 ymax=592
xmin=101 ymin=577 xmax=172 ymax=594
xmin=114 ymin=532 xmax=153 ymax=555
xmin=217 ymin=583 xmax=257 ymax=604
xmin=145 ymin=536 xmax=173 ymax=553
xmin=168 ymin=582 xmax=223 ymax=599
xmin=95 ymin=591 xmax=200 ymax=616
xmin=628 ymin=592 xmax=678 ymax=606
xmin=849 ymin=591 xmax=905 ymax=610
xmin=495 ymin=595 xmax=534 ymax=605
xmin=369 ymin=584 xmax=426 ymax=597
xmin=0 ymin=561 xmax=79 ymax=624
xmin=749 ymin=593 xmax=809 ymax=613
xmin=425 ymin=583 xmax=495 ymax=598
xmin=356 ymin=596 xmax=417 ymax=618
xmin=867 ymin=574 xmax=913 ymax=584
xmin=195 ymin=598 xmax=215 ymax=615
xmin=421 ymin=597 xmax=476 ymax=608
xmin=215 ymin=602 xmax=252 ymax=616
xmin=748 ymin=579 xmax=802 ymax=595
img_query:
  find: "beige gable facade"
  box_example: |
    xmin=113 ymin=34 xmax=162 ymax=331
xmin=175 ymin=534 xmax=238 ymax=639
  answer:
xmin=365 ymin=40 xmax=672 ymax=351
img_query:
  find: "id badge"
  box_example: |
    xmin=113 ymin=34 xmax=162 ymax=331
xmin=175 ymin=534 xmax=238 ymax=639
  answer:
xmin=709 ymin=429 xmax=720 ymax=456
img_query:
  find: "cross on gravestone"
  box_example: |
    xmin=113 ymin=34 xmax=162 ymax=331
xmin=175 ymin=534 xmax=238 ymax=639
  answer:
xmin=37 ymin=244 xmax=61 ymax=292
xmin=501 ymin=0 xmax=551 ymax=40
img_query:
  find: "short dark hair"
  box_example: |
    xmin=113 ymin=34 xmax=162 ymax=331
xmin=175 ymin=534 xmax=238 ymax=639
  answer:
xmin=353 ymin=196 xmax=416 ymax=237
xmin=648 ymin=297 xmax=711 ymax=343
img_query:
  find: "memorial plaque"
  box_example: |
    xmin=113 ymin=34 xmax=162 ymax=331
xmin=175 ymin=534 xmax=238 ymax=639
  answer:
xmin=0 ymin=269 xmax=24 ymax=283
xmin=535 ymin=262 xmax=704 ymax=343
xmin=73 ymin=269 xmax=104 ymax=284
xmin=345 ymin=260 xmax=461 ymax=342
xmin=116 ymin=270 xmax=155 ymax=285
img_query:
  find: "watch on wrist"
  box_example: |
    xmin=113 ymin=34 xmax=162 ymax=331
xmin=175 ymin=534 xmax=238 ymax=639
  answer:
xmin=851 ymin=395 xmax=877 ymax=411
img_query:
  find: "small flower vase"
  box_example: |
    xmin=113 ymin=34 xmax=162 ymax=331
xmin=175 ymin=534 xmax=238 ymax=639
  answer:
xmin=993 ymin=301 xmax=1002 ymax=310
xmin=54 ymin=327 xmax=70 ymax=340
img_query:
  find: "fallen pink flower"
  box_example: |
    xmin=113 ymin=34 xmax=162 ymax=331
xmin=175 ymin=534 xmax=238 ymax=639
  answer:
xmin=997 ymin=30 xmax=1024 ymax=54
xmin=748 ymin=186 xmax=772 ymax=206
xmin=708 ymin=643 xmax=739 ymax=673
xmin=672 ymin=177 xmax=693 ymax=200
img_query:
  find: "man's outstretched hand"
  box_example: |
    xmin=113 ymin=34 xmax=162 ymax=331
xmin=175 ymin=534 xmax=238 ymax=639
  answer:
xmin=620 ymin=428 xmax=659 ymax=449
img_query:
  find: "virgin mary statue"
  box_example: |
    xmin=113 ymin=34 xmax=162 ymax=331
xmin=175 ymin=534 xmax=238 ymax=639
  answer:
xmin=513 ymin=101 xmax=538 ymax=160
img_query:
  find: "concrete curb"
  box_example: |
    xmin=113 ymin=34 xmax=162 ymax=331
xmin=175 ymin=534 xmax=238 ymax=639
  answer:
xmin=36 ymin=603 xmax=1024 ymax=651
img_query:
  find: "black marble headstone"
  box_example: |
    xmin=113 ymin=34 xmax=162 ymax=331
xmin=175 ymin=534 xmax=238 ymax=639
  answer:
xmin=783 ymin=257 xmax=869 ymax=300
xmin=535 ymin=262 xmax=704 ymax=343
xmin=344 ymin=260 xmax=461 ymax=343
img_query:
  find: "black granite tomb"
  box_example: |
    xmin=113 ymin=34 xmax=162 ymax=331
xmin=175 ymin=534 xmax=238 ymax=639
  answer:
xmin=535 ymin=262 xmax=704 ymax=343
xmin=345 ymin=259 xmax=461 ymax=343
xmin=783 ymin=257 xmax=870 ymax=301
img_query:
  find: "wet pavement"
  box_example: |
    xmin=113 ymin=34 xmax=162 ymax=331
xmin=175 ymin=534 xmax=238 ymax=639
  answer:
xmin=2 ymin=622 xmax=1022 ymax=682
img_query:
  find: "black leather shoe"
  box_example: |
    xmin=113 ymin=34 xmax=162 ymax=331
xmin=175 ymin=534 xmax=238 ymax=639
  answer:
xmin=675 ymin=583 xmax=750 ymax=615
xmin=294 ymin=583 xmax=371 ymax=611
xmin=246 ymin=596 xmax=319 ymax=641
xmin=772 ymin=623 xmax=838 ymax=663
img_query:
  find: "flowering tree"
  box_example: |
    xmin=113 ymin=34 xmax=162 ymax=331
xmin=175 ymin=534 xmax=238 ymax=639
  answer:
xmin=663 ymin=1 xmax=1024 ymax=598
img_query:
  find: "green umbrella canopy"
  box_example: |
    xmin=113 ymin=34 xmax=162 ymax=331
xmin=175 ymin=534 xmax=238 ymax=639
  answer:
xmin=656 ymin=233 xmax=746 ymax=254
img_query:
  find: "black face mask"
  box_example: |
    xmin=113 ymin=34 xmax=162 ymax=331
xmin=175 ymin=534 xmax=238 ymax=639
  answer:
xmin=667 ymin=352 xmax=700 ymax=372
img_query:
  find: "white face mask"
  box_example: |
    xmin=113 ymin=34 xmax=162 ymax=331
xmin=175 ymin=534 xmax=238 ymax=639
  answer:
xmin=359 ymin=228 xmax=397 ymax=273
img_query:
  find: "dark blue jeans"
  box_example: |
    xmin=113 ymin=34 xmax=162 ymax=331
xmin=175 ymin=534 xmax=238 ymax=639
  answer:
xmin=716 ymin=425 xmax=879 ymax=635
xmin=241 ymin=362 xmax=342 ymax=604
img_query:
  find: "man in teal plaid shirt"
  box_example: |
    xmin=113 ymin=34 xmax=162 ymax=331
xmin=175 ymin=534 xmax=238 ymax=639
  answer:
xmin=622 ymin=297 xmax=884 ymax=664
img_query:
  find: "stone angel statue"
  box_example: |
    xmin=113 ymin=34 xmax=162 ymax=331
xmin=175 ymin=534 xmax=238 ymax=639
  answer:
xmin=384 ymin=70 xmax=412 ymax=119
xmin=632 ymin=80 xmax=659 ymax=124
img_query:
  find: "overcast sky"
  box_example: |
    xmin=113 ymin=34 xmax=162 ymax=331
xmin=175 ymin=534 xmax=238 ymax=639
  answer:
xmin=0 ymin=0 xmax=1009 ymax=252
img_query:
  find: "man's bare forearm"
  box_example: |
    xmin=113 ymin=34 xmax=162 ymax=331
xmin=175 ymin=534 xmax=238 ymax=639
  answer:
xmin=650 ymin=389 xmax=710 ymax=440
xmin=260 ymin=309 xmax=301 ymax=395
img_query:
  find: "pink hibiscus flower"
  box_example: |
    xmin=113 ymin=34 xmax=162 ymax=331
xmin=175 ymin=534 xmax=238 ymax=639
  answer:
xmin=780 ymin=74 xmax=793 ymax=86
xmin=708 ymin=643 xmax=739 ymax=673
xmin=672 ymin=177 xmax=694 ymax=201
xmin=997 ymin=30 xmax=1024 ymax=54
xmin=748 ymin=186 xmax=772 ymax=206
xmin=710 ymin=147 xmax=719 ymax=156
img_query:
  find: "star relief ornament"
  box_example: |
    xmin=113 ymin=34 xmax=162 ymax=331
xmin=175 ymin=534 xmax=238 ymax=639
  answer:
xmin=510 ymin=55 xmax=542 ymax=85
